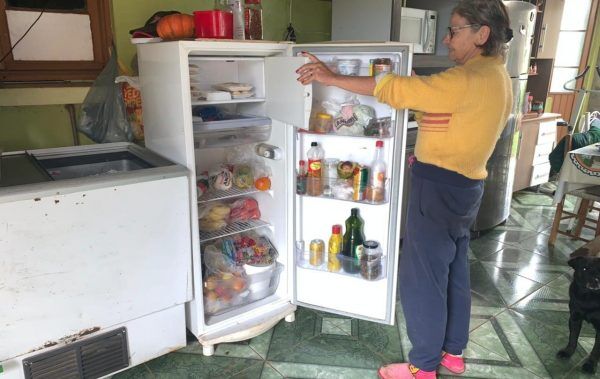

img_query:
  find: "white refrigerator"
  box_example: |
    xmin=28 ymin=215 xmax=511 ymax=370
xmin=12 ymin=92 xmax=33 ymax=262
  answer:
xmin=136 ymin=40 xmax=412 ymax=355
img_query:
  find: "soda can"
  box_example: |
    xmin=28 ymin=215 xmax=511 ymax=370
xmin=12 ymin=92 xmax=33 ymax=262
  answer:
xmin=352 ymin=166 xmax=369 ymax=201
xmin=309 ymin=239 xmax=325 ymax=266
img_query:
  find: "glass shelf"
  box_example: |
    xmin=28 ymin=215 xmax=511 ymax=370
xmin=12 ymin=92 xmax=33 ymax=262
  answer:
xmin=199 ymin=219 xmax=271 ymax=242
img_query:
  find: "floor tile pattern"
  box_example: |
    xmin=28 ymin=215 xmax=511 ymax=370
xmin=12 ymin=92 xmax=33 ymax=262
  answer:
xmin=114 ymin=189 xmax=600 ymax=378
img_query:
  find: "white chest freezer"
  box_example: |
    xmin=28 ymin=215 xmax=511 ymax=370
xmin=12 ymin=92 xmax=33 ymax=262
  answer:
xmin=0 ymin=143 xmax=192 ymax=379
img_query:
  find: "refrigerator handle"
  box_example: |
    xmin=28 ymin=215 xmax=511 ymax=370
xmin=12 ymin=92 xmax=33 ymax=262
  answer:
xmin=538 ymin=24 xmax=547 ymax=51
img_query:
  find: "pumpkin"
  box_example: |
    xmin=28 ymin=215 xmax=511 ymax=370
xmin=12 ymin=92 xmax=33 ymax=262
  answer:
xmin=156 ymin=14 xmax=195 ymax=40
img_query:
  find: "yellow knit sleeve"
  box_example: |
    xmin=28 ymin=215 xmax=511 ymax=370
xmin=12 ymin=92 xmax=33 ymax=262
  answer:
xmin=373 ymin=67 xmax=470 ymax=113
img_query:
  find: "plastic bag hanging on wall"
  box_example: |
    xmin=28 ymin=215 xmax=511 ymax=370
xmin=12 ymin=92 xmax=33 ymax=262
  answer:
xmin=77 ymin=50 xmax=133 ymax=143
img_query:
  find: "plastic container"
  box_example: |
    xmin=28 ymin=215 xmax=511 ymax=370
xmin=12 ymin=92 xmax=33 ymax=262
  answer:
xmin=244 ymin=262 xmax=283 ymax=301
xmin=337 ymin=59 xmax=361 ymax=76
xmin=194 ymin=10 xmax=233 ymax=39
xmin=192 ymin=114 xmax=271 ymax=148
xmin=311 ymin=112 xmax=333 ymax=133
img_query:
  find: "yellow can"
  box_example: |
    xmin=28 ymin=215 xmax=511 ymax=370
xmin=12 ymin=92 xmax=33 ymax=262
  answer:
xmin=309 ymin=239 xmax=325 ymax=266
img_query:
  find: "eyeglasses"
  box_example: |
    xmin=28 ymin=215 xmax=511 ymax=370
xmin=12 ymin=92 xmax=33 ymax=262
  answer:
xmin=446 ymin=24 xmax=481 ymax=39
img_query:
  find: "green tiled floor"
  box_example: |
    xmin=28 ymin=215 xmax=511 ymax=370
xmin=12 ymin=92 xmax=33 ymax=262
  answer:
xmin=114 ymin=190 xmax=598 ymax=378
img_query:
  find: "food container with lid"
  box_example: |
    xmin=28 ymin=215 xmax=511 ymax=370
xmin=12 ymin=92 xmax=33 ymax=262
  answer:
xmin=336 ymin=59 xmax=362 ymax=76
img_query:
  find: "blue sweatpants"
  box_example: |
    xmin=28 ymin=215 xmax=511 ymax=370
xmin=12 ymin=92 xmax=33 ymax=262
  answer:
xmin=399 ymin=161 xmax=483 ymax=372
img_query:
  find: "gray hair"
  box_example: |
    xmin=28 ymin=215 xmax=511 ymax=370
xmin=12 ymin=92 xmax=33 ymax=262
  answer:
xmin=452 ymin=0 xmax=512 ymax=57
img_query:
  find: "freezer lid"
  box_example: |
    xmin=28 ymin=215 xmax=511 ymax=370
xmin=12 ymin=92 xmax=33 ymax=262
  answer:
xmin=265 ymin=56 xmax=312 ymax=129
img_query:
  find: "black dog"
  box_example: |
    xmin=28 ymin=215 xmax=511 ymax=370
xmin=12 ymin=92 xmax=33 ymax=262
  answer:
xmin=557 ymin=255 xmax=600 ymax=373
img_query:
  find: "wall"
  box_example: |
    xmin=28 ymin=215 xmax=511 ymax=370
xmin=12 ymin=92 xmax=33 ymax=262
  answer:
xmin=0 ymin=0 xmax=331 ymax=152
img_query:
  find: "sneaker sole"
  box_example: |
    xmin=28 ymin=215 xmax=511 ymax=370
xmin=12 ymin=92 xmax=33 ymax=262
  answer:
xmin=438 ymin=365 xmax=466 ymax=375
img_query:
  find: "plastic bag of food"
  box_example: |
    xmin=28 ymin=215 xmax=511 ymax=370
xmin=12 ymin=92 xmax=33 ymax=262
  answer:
xmin=233 ymin=164 xmax=254 ymax=189
xmin=198 ymin=202 xmax=231 ymax=232
xmin=208 ymin=164 xmax=234 ymax=191
xmin=229 ymin=197 xmax=261 ymax=222
xmin=322 ymin=96 xmax=376 ymax=136
xmin=226 ymin=145 xmax=272 ymax=191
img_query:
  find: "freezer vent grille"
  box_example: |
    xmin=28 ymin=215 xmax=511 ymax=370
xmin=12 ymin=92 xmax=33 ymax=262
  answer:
xmin=23 ymin=328 xmax=129 ymax=379
xmin=199 ymin=219 xmax=270 ymax=242
xmin=198 ymin=187 xmax=260 ymax=203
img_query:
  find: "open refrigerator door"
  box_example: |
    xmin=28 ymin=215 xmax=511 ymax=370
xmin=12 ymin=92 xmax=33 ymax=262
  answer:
xmin=289 ymin=43 xmax=411 ymax=325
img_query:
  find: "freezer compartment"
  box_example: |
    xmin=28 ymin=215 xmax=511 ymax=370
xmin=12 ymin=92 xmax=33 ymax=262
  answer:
xmin=192 ymin=108 xmax=272 ymax=149
xmin=188 ymin=57 xmax=266 ymax=104
xmin=296 ymin=249 xmax=388 ymax=281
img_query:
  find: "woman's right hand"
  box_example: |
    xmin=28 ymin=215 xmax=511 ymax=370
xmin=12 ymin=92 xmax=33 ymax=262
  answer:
xmin=296 ymin=52 xmax=338 ymax=86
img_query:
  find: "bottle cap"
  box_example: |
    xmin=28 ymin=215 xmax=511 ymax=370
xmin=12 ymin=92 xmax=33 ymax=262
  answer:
xmin=332 ymin=224 xmax=342 ymax=234
xmin=350 ymin=208 xmax=359 ymax=216
xmin=376 ymin=140 xmax=383 ymax=148
xmin=311 ymin=142 xmax=318 ymax=146
xmin=317 ymin=112 xmax=333 ymax=119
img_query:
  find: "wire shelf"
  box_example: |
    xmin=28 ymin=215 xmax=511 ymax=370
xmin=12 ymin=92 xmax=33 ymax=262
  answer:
xmin=198 ymin=187 xmax=260 ymax=204
xmin=199 ymin=219 xmax=271 ymax=242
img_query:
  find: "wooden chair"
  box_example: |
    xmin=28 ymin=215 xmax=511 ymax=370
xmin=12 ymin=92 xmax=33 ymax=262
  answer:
xmin=548 ymin=129 xmax=600 ymax=245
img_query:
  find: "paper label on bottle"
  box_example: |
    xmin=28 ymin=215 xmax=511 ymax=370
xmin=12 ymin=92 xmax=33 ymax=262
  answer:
xmin=355 ymin=244 xmax=364 ymax=260
xmin=308 ymin=160 xmax=322 ymax=176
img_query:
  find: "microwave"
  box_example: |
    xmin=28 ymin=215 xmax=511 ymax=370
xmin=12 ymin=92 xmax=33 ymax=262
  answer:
xmin=393 ymin=7 xmax=437 ymax=54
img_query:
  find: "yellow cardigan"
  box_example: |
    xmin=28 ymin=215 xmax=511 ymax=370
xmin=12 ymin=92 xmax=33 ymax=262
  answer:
xmin=374 ymin=54 xmax=512 ymax=180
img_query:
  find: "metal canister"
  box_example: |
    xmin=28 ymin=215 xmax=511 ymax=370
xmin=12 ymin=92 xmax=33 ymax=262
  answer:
xmin=352 ymin=166 xmax=369 ymax=201
xmin=309 ymin=239 xmax=325 ymax=266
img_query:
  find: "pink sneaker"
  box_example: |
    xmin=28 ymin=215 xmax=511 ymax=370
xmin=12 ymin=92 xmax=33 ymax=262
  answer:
xmin=378 ymin=363 xmax=437 ymax=379
xmin=440 ymin=352 xmax=465 ymax=374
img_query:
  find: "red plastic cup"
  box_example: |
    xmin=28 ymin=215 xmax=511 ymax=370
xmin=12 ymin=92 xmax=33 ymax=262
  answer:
xmin=193 ymin=10 xmax=233 ymax=39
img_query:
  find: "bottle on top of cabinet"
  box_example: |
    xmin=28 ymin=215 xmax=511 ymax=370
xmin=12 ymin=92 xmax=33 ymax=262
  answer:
xmin=244 ymin=0 xmax=263 ymax=40
xmin=228 ymin=0 xmax=245 ymax=39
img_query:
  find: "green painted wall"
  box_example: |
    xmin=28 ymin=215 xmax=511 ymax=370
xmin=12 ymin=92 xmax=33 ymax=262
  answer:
xmin=0 ymin=0 xmax=331 ymax=153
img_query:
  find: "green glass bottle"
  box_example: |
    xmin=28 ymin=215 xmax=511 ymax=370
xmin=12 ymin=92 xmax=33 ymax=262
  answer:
xmin=342 ymin=208 xmax=365 ymax=273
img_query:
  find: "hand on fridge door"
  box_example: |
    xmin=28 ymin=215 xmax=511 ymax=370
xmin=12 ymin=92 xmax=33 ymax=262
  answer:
xmin=296 ymin=52 xmax=376 ymax=96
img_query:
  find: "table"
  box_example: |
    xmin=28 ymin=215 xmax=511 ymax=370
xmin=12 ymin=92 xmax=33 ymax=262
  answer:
xmin=553 ymin=144 xmax=600 ymax=203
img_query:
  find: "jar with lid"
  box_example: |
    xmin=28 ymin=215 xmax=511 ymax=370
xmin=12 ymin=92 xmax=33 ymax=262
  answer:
xmin=360 ymin=240 xmax=382 ymax=280
xmin=244 ymin=0 xmax=263 ymax=40
xmin=311 ymin=112 xmax=333 ymax=134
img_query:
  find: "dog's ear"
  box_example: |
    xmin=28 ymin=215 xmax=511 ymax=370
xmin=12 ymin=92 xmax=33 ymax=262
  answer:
xmin=568 ymin=256 xmax=587 ymax=269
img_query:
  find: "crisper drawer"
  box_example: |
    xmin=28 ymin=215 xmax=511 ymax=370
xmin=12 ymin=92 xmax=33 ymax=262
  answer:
xmin=532 ymin=142 xmax=554 ymax=165
xmin=537 ymin=120 xmax=557 ymax=145
xmin=193 ymin=114 xmax=272 ymax=149
xmin=530 ymin=162 xmax=551 ymax=187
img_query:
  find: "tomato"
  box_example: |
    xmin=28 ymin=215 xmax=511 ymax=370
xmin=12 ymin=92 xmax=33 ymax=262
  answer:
xmin=255 ymin=176 xmax=271 ymax=191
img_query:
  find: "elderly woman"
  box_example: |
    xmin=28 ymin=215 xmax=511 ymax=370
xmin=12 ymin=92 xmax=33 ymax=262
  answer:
xmin=296 ymin=1 xmax=513 ymax=378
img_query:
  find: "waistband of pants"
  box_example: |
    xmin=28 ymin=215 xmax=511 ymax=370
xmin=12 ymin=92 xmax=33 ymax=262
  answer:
xmin=412 ymin=161 xmax=482 ymax=188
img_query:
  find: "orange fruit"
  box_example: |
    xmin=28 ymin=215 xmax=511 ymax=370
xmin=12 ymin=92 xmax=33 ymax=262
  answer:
xmin=255 ymin=177 xmax=271 ymax=191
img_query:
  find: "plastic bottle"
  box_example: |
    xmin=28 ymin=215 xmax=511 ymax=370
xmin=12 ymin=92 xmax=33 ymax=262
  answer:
xmin=341 ymin=208 xmax=365 ymax=273
xmin=307 ymin=142 xmax=325 ymax=196
xmin=228 ymin=0 xmax=245 ymax=40
xmin=366 ymin=140 xmax=387 ymax=203
xmin=296 ymin=160 xmax=307 ymax=195
xmin=327 ymin=224 xmax=343 ymax=272
xmin=244 ymin=0 xmax=263 ymax=40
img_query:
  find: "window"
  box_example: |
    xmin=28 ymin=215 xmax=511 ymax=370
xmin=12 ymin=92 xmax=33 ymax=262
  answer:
xmin=549 ymin=0 xmax=593 ymax=92
xmin=0 ymin=0 xmax=111 ymax=84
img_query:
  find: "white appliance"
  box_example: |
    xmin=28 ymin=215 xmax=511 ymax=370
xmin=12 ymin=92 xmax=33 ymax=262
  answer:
xmin=136 ymin=40 xmax=412 ymax=355
xmin=0 ymin=143 xmax=192 ymax=379
xmin=472 ymin=1 xmax=537 ymax=232
xmin=332 ymin=0 xmax=436 ymax=54
xmin=395 ymin=7 xmax=437 ymax=54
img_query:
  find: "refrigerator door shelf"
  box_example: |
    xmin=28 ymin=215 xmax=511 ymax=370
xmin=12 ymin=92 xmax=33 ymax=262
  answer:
xmin=296 ymin=252 xmax=388 ymax=282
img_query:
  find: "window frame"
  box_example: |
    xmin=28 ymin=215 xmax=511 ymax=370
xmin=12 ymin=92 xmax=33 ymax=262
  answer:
xmin=0 ymin=0 xmax=112 ymax=84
